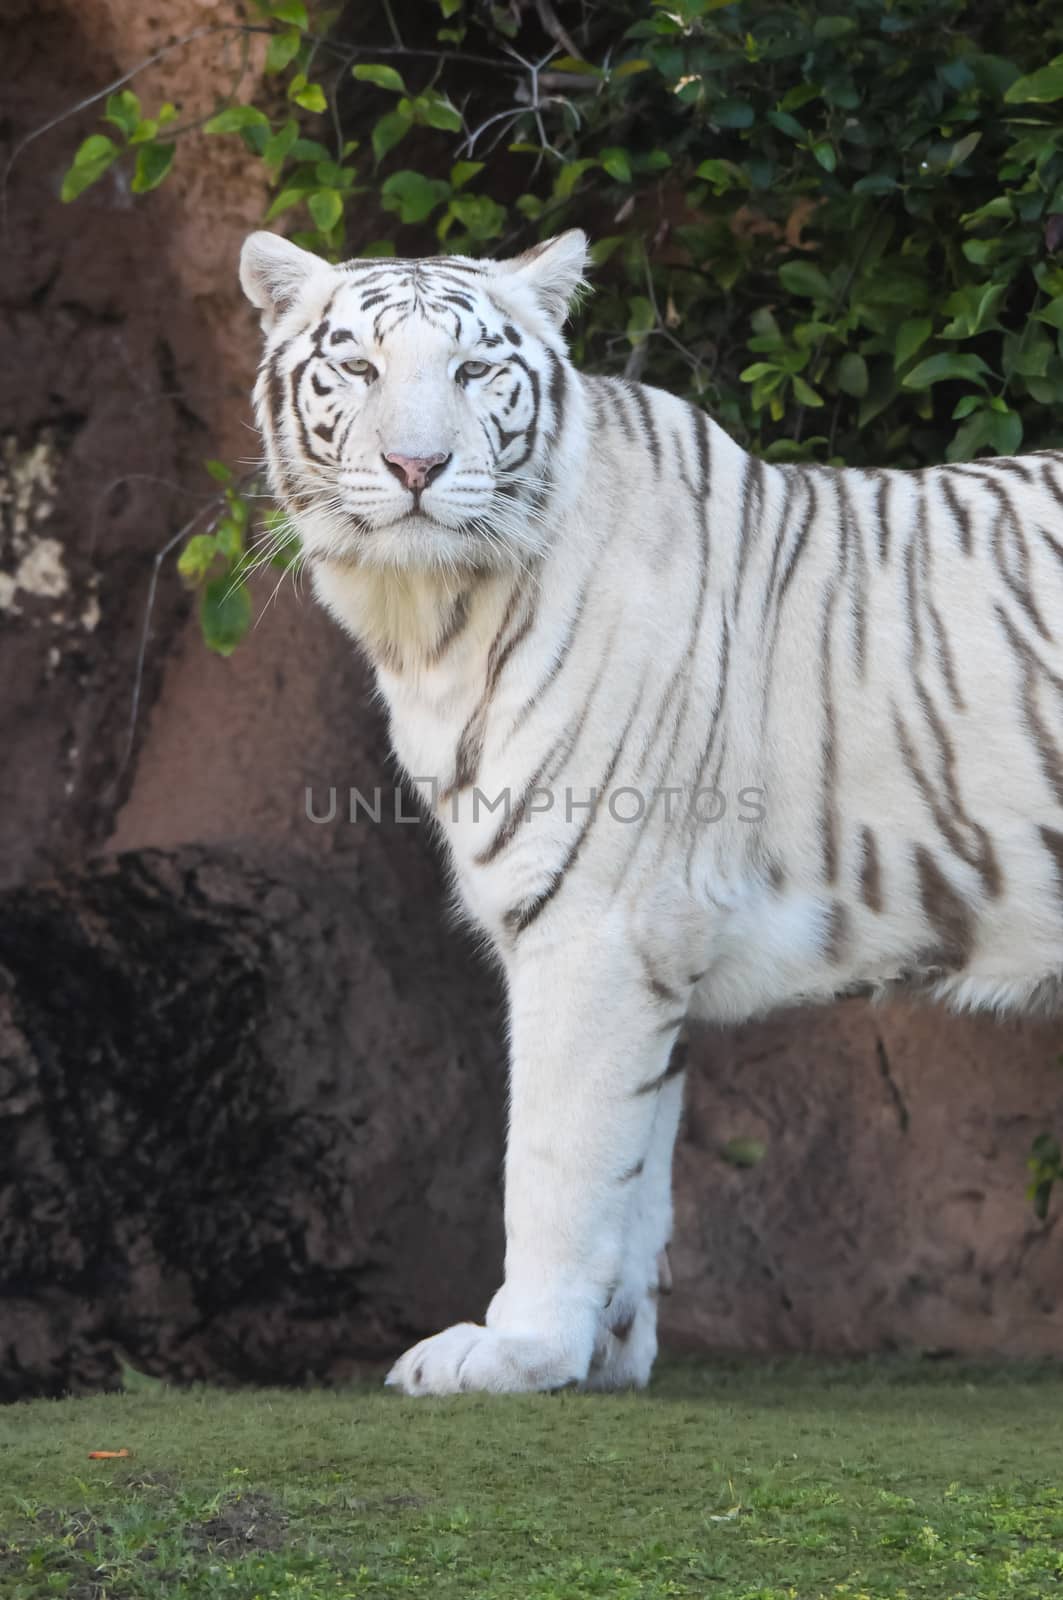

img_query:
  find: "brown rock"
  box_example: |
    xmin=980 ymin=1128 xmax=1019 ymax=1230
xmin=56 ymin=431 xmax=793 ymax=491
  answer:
xmin=671 ymin=1003 xmax=1063 ymax=1358
xmin=0 ymin=847 xmax=506 ymax=1397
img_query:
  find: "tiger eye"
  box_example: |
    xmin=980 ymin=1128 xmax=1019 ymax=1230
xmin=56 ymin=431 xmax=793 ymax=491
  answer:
xmin=341 ymin=358 xmax=376 ymax=379
xmin=458 ymin=360 xmax=491 ymax=381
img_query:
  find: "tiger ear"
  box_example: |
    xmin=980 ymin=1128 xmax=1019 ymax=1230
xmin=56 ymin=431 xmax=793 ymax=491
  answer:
xmin=240 ymin=231 xmax=327 ymax=330
xmin=498 ymin=229 xmax=589 ymax=328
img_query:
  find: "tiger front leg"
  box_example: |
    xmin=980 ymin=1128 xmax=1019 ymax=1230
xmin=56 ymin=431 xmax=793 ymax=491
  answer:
xmin=584 ymin=1065 xmax=685 ymax=1392
xmin=386 ymin=930 xmax=687 ymax=1397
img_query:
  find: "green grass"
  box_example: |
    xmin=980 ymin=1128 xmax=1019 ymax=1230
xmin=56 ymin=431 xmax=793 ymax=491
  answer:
xmin=1 ymin=1360 xmax=1062 ymax=1599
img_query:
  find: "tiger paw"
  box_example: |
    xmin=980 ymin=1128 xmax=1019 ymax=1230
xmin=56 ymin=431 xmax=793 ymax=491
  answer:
xmin=583 ymin=1291 xmax=658 ymax=1391
xmin=385 ymin=1322 xmax=583 ymax=1397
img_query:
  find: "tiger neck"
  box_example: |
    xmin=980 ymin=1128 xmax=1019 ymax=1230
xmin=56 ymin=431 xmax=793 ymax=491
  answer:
xmin=313 ymin=561 xmax=526 ymax=680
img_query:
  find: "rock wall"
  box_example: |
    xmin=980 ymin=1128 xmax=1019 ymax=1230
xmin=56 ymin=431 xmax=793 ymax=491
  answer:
xmin=0 ymin=0 xmax=1059 ymax=1399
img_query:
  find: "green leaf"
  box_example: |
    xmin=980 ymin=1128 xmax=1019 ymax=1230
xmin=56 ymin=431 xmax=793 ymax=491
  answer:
xmin=778 ymin=260 xmax=832 ymax=300
xmin=902 ymin=353 xmax=991 ymax=389
xmin=307 ymin=187 xmax=343 ymax=231
xmin=288 ymin=138 xmax=333 ymax=162
xmin=204 ymin=459 xmax=233 ymax=484
xmin=589 ymin=235 xmax=623 ymax=265
xmin=292 ymin=80 xmax=327 ymax=113
xmin=550 ymin=55 xmax=602 ymax=75
xmin=1005 ymin=56 xmax=1063 ymax=104
xmin=952 ymin=395 xmax=983 ymax=420
xmin=1007 ymin=331 xmax=1053 ymax=379
xmin=270 ymin=0 xmax=308 ymax=25
xmin=381 ymin=169 xmax=451 ymax=223
xmin=263 ymin=119 xmax=299 ymax=167
xmin=266 ymin=28 xmax=302 ymax=74
xmin=352 ymin=63 xmax=406 ymax=93
xmin=600 ymin=146 xmax=632 ymax=183
xmin=893 ymin=317 xmax=933 ymax=370
xmin=852 ymin=173 xmax=898 ymax=195
xmin=947 ymin=130 xmax=982 ymax=169
xmin=713 ymin=98 xmax=754 ymax=129
xmin=1037 ymin=298 xmax=1063 ymax=331
xmin=767 ymin=109 xmax=805 ymax=141
xmin=128 ymin=119 xmax=159 ymax=146
xmin=103 ymin=90 xmax=141 ymax=137
xmin=614 ymin=57 xmax=651 ymax=78
xmin=791 ymin=375 xmax=824 ymax=407
xmin=948 ymin=406 xmax=1022 ymax=461
xmin=555 ymin=158 xmax=598 ymax=200
xmin=811 ymin=140 xmax=837 ymax=173
xmin=130 ymin=141 xmax=175 ymax=193
xmin=270 ymin=529 xmax=303 ymax=570
xmin=225 ymin=488 xmax=249 ymax=530
xmin=214 ymin=516 xmax=244 ymax=562
xmin=204 ymin=105 xmax=270 ymax=135
xmin=450 ymin=160 xmax=483 ymax=189
xmin=314 ymin=159 xmax=355 ymax=190
xmin=417 ymin=92 xmax=462 ymax=132
xmin=264 ymin=187 xmax=308 ymax=221
xmin=447 ymin=193 xmax=506 ymax=239
xmin=177 ymin=534 xmax=219 ymax=582
xmin=837 ymin=352 xmax=868 ymax=397
xmin=626 ymin=296 xmax=656 ymax=344
xmin=720 ymin=1137 xmax=767 ymax=1168
xmin=372 ymin=109 xmax=412 ymax=162
xmin=201 ymin=577 xmax=252 ymax=656
xmin=60 ymin=134 xmax=119 ymax=201
xmin=813 ymin=15 xmax=857 ymax=38
xmin=262 ymin=511 xmax=302 ymax=570
xmin=694 ymin=157 xmax=745 ymax=191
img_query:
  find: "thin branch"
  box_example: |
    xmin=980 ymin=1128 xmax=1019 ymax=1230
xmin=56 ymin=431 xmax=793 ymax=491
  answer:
xmin=88 ymin=474 xmax=220 ymax=559
xmin=118 ymin=500 xmax=222 ymax=781
xmin=380 ymin=0 xmax=405 ymax=52
xmin=1 ymin=24 xmax=225 ymax=242
xmin=2 ymin=23 xmax=530 ymax=243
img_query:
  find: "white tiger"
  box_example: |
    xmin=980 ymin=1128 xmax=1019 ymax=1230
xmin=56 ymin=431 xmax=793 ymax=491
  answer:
xmin=240 ymin=227 xmax=1063 ymax=1396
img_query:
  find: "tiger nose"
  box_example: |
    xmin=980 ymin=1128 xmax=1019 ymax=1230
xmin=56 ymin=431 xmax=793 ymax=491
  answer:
xmin=382 ymin=452 xmax=451 ymax=492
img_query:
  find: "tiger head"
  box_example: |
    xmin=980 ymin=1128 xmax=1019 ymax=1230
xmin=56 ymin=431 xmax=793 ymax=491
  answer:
xmin=240 ymin=229 xmax=588 ymax=575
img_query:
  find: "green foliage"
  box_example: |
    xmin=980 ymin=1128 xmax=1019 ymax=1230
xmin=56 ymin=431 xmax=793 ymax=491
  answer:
xmin=175 ymin=466 xmax=284 ymax=657
xmin=62 ymin=91 xmax=177 ymax=201
xmin=58 ymin=0 xmax=1063 ymax=641
xmin=1027 ymin=1130 xmax=1062 ymax=1219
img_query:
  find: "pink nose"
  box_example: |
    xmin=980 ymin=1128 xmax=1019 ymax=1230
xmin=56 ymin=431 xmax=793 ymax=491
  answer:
xmin=382 ymin=452 xmax=450 ymax=492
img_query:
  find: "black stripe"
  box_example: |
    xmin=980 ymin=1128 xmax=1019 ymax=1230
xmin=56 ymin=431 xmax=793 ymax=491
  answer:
xmin=634 ymin=1034 xmax=688 ymax=1096
xmin=914 ymin=845 xmax=974 ymax=970
xmin=623 ymin=381 xmax=662 ymax=474
xmin=939 ymin=473 xmax=973 ymax=556
xmin=547 ymin=347 xmax=568 ymax=438
xmin=506 ymin=691 xmax=643 ymax=935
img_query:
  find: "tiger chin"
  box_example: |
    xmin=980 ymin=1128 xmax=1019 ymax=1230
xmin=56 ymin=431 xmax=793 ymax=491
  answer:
xmin=240 ymin=226 xmax=1063 ymax=1397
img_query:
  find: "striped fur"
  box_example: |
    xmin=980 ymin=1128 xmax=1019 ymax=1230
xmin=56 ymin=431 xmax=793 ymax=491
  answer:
xmin=242 ymin=229 xmax=1063 ymax=1396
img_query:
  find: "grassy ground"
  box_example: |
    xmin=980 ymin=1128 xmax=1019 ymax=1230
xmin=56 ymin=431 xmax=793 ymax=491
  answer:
xmin=1 ymin=1360 xmax=1061 ymax=1599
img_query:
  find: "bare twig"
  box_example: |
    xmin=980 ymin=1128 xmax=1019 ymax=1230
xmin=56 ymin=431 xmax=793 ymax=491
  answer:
xmin=535 ymin=0 xmax=583 ymax=60
xmin=88 ymin=474 xmax=220 ymax=559
xmin=1 ymin=24 xmax=225 ymax=242
xmin=118 ymin=498 xmax=223 ymax=781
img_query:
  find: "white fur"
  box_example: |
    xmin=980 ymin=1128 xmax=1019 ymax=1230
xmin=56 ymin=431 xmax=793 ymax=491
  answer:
xmin=242 ymin=230 xmax=1063 ymax=1395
